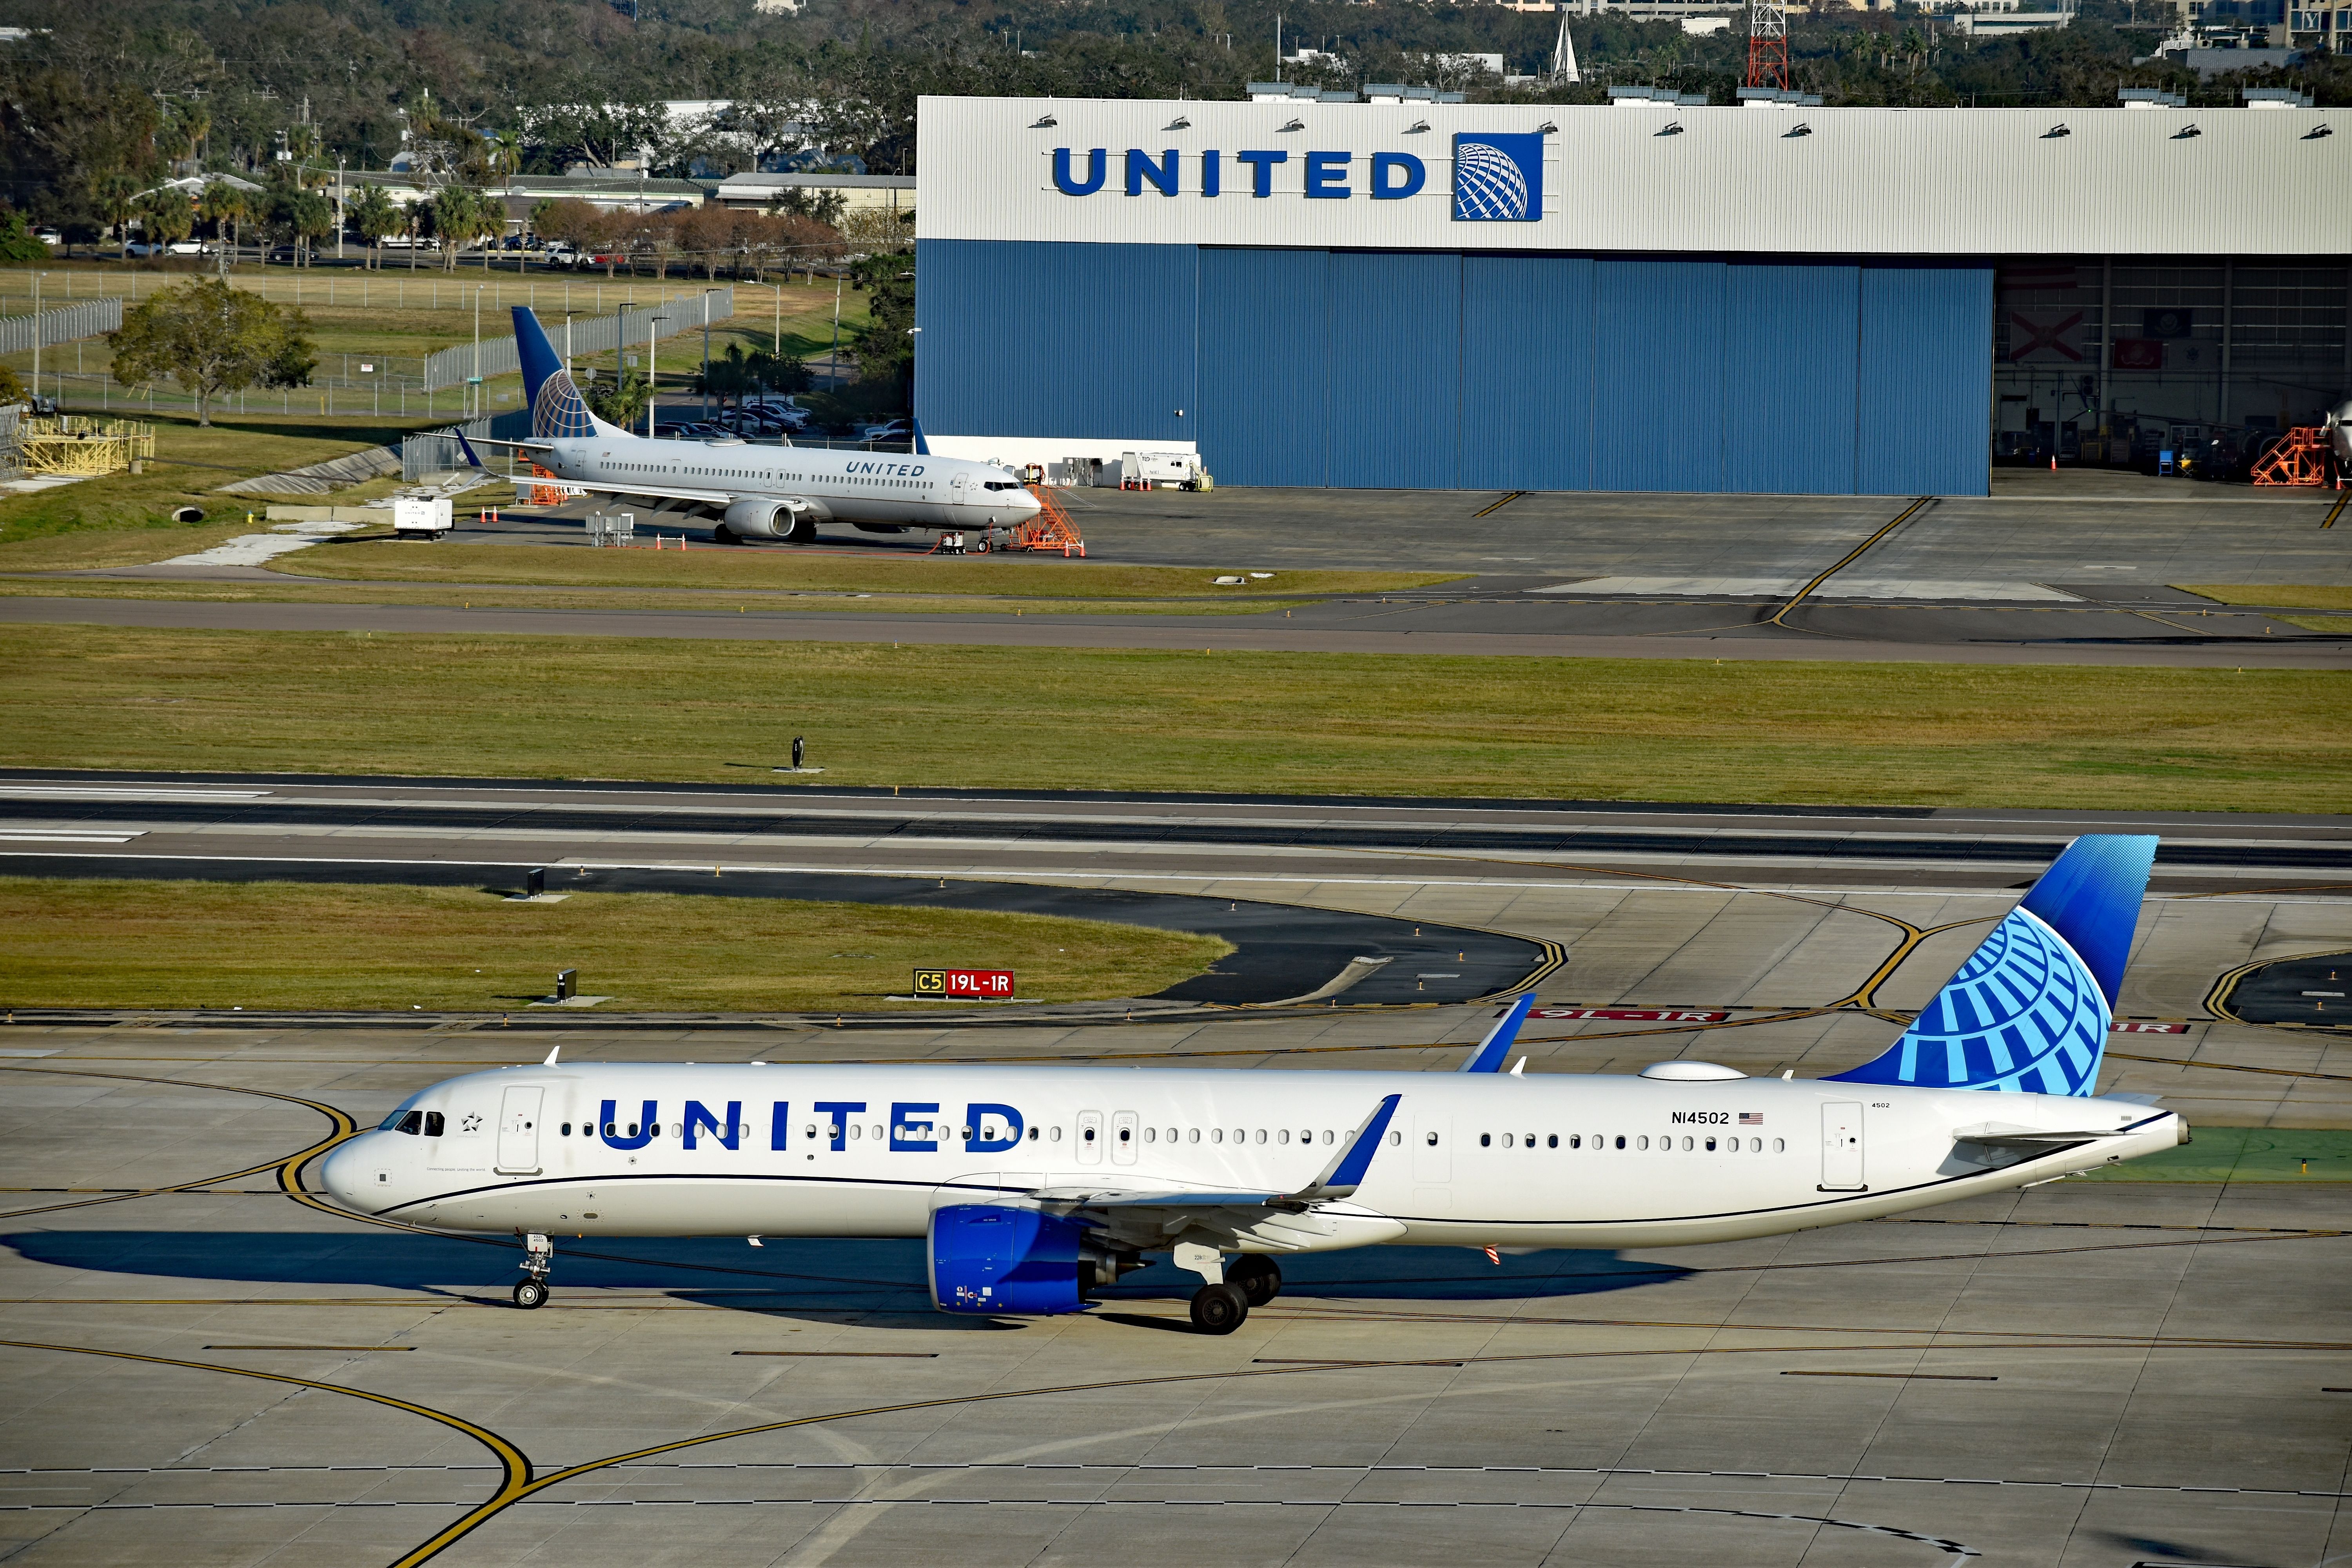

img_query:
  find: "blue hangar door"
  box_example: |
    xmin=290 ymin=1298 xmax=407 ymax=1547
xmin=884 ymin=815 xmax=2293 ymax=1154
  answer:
xmin=914 ymin=240 xmax=1990 ymax=496
xmin=1193 ymin=249 xmax=1989 ymax=496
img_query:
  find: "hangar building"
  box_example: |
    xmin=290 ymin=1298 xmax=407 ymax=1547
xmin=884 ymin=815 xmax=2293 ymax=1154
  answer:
xmin=913 ymin=94 xmax=2348 ymax=495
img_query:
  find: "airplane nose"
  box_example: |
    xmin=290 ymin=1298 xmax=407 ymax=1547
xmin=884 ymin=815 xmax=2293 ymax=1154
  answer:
xmin=318 ymin=1132 xmax=382 ymax=1211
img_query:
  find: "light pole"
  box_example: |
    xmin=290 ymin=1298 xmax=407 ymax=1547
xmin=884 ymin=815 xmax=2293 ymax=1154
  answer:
xmin=471 ymin=285 xmax=482 ymax=418
xmin=562 ymin=309 xmax=585 ymax=376
xmin=29 ymin=270 xmax=43 ymax=407
xmin=905 ymin=326 xmax=920 ymax=452
xmin=828 ymin=267 xmax=842 ymax=389
xmin=701 ymin=290 xmax=712 ymax=424
xmin=646 ymin=313 xmax=670 ymax=437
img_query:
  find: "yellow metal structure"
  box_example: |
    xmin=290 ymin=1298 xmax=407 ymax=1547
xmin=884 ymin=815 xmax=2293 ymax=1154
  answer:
xmin=13 ymin=417 xmax=156 ymax=477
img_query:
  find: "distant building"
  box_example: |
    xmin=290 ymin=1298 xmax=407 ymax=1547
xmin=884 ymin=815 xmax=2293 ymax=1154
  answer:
xmin=710 ymin=172 xmax=915 ymax=215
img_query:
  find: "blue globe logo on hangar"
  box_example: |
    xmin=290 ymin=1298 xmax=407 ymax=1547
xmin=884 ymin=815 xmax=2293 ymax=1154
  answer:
xmin=1452 ymin=133 xmax=1544 ymax=222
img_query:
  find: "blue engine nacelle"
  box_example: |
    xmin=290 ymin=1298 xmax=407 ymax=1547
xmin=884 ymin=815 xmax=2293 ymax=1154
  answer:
xmin=928 ymin=1203 xmax=1088 ymax=1315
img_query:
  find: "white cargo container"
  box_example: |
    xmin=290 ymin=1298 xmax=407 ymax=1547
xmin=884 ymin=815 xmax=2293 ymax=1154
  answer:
xmin=392 ymin=497 xmax=454 ymax=538
xmin=1122 ymin=450 xmax=1198 ymax=488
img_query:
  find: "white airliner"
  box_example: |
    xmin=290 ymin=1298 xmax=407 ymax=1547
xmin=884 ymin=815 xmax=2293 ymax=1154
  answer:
xmin=322 ymin=836 xmax=2185 ymax=1333
xmin=460 ymin=307 xmax=1042 ymax=545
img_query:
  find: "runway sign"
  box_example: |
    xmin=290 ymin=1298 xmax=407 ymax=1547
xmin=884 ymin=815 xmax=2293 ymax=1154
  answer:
xmin=1530 ymin=1007 xmax=1731 ymax=1023
xmin=2110 ymin=1021 xmax=2190 ymax=1034
xmin=913 ymin=968 xmax=1016 ymax=998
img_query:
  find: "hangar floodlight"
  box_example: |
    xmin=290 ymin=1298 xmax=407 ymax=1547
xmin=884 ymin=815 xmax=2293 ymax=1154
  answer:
xmin=2043 ymin=123 xmax=2071 ymax=138
xmin=2305 ymin=125 xmax=2334 ymax=139
xmin=2172 ymin=124 xmax=2201 ymax=139
xmin=1537 ymin=120 xmax=1558 ymax=134
xmin=1408 ymin=118 xmax=1430 ymax=132
xmin=1031 ymin=114 xmax=1058 ymax=129
xmin=1167 ymin=115 xmax=1191 ymax=130
xmin=1279 ymin=117 xmax=1305 ymax=131
xmin=1784 ymin=122 xmax=1811 ymax=138
xmin=1656 ymin=121 xmax=1684 ymax=136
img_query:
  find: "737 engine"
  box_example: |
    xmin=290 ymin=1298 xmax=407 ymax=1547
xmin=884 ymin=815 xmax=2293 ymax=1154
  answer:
xmin=720 ymin=498 xmax=815 ymax=543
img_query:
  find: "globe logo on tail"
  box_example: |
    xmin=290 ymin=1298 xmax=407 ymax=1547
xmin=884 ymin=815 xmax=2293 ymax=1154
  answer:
xmin=1453 ymin=133 xmax=1544 ymax=222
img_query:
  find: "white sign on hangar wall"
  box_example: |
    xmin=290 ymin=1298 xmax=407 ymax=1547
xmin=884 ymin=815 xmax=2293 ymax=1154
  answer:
xmin=916 ymin=94 xmax=2350 ymax=260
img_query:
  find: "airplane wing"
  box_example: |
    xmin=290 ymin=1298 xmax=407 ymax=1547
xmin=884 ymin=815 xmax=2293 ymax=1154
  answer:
xmin=563 ymin=478 xmax=738 ymax=507
xmin=1028 ymin=1093 xmax=1405 ymax=1219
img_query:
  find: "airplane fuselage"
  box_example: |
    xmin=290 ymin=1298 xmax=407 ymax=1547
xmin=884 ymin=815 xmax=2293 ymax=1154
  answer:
xmin=325 ymin=1062 xmax=2184 ymax=1254
xmin=536 ymin=434 xmax=1042 ymax=534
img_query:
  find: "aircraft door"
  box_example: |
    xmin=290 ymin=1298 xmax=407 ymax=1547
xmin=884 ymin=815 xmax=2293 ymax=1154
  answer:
xmin=1076 ymin=1109 xmax=1104 ymax=1166
xmin=1111 ymin=1110 xmax=1139 ymax=1166
xmin=1412 ymin=1112 xmax=1451 ymax=1183
xmin=948 ymin=471 xmax=971 ymax=506
xmin=1820 ymin=1102 xmax=1865 ymax=1191
xmin=496 ymin=1087 xmax=544 ymax=1174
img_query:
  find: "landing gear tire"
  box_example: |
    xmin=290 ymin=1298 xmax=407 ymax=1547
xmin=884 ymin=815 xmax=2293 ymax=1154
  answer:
xmin=1189 ymin=1281 xmax=1250 ymax=1335
xmin=784 ymin=515 xmax=818 ymax=544
xmin=512 ymin=1278 xmax=548 ymax=1310
xmin=1227 ymin=1255 xmax=1282 ymax=1307
xmin=710 ymin=524 xmax=738 ymax=545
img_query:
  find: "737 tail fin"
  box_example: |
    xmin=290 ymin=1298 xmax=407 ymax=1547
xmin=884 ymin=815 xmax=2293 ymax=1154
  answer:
xmin=1826 ymin=834 xmax=2157 ymax=1096
xmin=513 ymin=306 xmax=626 ymax=441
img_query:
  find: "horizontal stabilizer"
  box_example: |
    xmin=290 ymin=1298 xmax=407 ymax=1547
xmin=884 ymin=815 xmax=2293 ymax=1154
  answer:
xmin=1951 ymin=1125 xmax=2116 ymax=1148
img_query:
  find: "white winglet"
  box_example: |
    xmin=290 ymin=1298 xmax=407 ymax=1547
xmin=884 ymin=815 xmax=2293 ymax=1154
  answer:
xmin=543 ymin=1045 xmax=562 ymax=1066
xmin=1510 ymin=1057 xmax=1526 ymax=1076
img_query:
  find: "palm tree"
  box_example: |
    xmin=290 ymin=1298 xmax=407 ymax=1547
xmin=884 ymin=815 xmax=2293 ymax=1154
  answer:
xmin=348 ymin=184 xmax=399 ymax=270
xmin=196 ymin=180 xmax=246 ymax=267
xmin=90 ymin=172 xmax=138 ymax=251
xmin=134 ymin=188 xmax=193 ymax=251
xmin=291 ymin=191 xmax=334 ymax=268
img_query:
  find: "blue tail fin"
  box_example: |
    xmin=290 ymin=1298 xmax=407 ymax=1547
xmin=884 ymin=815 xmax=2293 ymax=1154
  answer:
xmin=1826 ymin=835 xmax=2156 ymax=1096
xmin=512 ymin=306 xmax=605 ymax=440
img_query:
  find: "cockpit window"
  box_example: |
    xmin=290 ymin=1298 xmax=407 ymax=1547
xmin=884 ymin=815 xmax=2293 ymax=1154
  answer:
xmin=379 ymin=1110 xmax=406 ymax=1131
xmin=423 ymin=1112 xmax=445 ymax=1138
xmin=394 ymin=1111 xmax=424 ymax=1135
xmin=981 ymin=480 xmax=1025 ymax=491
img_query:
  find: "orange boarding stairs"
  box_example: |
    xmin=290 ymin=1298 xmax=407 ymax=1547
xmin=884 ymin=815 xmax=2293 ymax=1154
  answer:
xmin=2250 ymin=427 xmax=2334 ymax=487
xmin=1004 ymin=485 xmax=1087 ymax=556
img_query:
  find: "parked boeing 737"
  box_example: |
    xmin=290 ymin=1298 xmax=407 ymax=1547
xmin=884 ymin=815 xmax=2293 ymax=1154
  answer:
xmin=321 ymin=836 xmax=2184 ymax=1333
xmin=458 ymin=306 xmax=1042 ymax=545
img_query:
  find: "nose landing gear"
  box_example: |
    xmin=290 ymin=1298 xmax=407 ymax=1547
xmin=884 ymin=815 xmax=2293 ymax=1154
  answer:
xmin=513 ymin=1231 xmax=553 ymax=1310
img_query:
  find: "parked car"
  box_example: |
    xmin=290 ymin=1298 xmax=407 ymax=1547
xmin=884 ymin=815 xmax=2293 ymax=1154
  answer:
xmin=266 ymin=244 xmax=298 ymax=264
xmin=859 ymin=419 xmax=912 ymax=444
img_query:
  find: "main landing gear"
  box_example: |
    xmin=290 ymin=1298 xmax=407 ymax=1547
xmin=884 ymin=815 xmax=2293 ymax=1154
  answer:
xmin=1178 ymin=1243 xmax=1283 ymax=1335
xmin=513 ymin=1231 xmax=552 ymax=1309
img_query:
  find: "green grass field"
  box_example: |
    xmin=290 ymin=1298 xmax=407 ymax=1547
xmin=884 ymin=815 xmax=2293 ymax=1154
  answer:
xmin=2 ymin=625 xmax=2344 ymax=810
xmin=2075 ymin=1124 xmax=2352 ymax=1182
xmin=274 ymin=543 xmax=1459 ymax=601
xmin=2179 ymin=585 xmax=2352 ymax=611
xmin=0 ymin=878 xmax=1229 ymax=1013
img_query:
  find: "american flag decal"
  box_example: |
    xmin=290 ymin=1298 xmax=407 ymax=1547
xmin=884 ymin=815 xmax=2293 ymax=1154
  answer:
xmin=1738 ymin=1112 xmax=1763 ymax=1125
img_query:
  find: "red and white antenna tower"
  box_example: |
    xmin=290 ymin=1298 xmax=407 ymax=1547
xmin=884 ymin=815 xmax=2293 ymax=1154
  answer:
xmin=1746 ymin=0 xmax=1789 ymax=91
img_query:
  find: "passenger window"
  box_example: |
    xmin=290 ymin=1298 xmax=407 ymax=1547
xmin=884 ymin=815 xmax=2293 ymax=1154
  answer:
xmin=1051 ymin=1126 xmax=1063 ymax=1141
xmin=849 ymin=1125 xmax=861 ymax=1140
xmin=1189 ymin=1128 xmax=1200 ymax=1143
xmin=1426 ymin=1131 xmax=1440 ymax=1146
xmin=1143 ymin=1127 xmax=1156 ymax=1143
xmin=1550 ymin=1134 xmax=1561 ymax=1149
xmin=1169 ymin=1127 xmax=1180 ymax=1143
xmin=1120 ymin=1128 xmax=1131 ymax=1143
xmin=1254 ymin=1129 xmax=1267 ymax=1145
xmin=424 ymin=1112 xmax=445 ymax=1138
xmin=1388 ymin=1131 xmax=1401 ymax=1146
xmin=1773 ymin=1138 xmax=1785 ymax=1152
xmin=397 ymin=1111 xmax=423 ymax=1135
xmin=1523 ymin=1133 xmax=1534 ymax=1149
xmin=1682 ymin=1136 xmax=1694 ymax=1151
xmin=1278 ymin=1129 xmax=1290 ymax=1145
xmin=1323 ymin=1130 xmax=1334 ymax=1145
xmin=1027 ymin=1126 xmax=1041 ymax=1140
xmin=1614 ymin=1135 xmax=1626 ymax=1149
xmin=1751 ymin=1138 xmax=1762 ymax=1152
xmin=606 ymin=1122 xmax=618 ymax=1137
xmin=1566 ymin=1134 xmax=1577 ymax=1149
xmin=804 ymin=1124 xmax=817 ymax=1140
xmin=1083 ymin=1127 xmax=1095 ymax=1143
xmin=627 ymin=1123 xmax=640 ymax=1138
xmin=1636 ymin=1136 xmax=1648 ymax=1151
xmin=1212 ymin=1128 xmax=1224 ymax=1144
